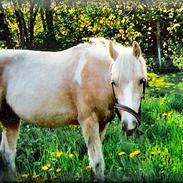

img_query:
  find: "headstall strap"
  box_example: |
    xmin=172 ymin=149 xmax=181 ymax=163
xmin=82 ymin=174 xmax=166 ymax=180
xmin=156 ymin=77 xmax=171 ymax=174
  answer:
xmin=111 ymin=82 xmax=122 ymax=120
xmin=111 ymin=81 xmax=118 ymax=103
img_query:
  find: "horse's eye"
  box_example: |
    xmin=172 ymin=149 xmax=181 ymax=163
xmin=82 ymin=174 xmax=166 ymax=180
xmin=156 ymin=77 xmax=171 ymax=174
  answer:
xmin=139 ymin=78 xmax=146 ymax=85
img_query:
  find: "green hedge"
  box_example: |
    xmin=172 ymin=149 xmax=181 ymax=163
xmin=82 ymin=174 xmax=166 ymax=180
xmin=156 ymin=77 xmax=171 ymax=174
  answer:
xmin=0 ymin=1 xmax=183 ymax=72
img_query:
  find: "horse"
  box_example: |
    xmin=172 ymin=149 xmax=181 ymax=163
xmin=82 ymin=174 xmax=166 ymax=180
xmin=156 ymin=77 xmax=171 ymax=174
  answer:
xmin=0 ymin=37 xmax=147 ymax=181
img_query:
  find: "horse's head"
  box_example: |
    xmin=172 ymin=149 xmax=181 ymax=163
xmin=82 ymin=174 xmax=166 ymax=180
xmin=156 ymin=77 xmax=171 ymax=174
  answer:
xmin=109 ymin=41 xmax=147 ymax=136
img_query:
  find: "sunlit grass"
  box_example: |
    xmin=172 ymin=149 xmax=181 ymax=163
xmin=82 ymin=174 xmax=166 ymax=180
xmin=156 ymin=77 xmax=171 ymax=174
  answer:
xmin=12 ymin=72 xmax=183 ymax=182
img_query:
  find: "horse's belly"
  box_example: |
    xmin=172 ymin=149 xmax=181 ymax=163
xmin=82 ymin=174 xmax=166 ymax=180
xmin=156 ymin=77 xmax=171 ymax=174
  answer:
xmin=14 ymin=103 xmax=78 ymax=127
xmin=6 ymin=88 xmax=78 ymax=127
xmin=29 ymin=112 xmax=78 ymax=127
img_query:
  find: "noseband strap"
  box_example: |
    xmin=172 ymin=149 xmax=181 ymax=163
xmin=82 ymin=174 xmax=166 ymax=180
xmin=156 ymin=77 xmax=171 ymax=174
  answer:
xmin=114 ymin=103 xmax=141 ymax=125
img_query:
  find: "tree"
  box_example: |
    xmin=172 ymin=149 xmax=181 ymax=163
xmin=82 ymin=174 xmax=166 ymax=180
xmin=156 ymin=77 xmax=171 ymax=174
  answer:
xmin=11 ymin=0 xmax=39 ymax=49
xmin=41 ymin=0 xmax=57 ymax=50
xmin=0 ymin=1 xmax=15 ymax=48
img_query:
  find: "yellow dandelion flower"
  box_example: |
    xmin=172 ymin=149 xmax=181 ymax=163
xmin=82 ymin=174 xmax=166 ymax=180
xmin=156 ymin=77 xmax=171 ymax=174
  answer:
xmin=32 ymin=173 xmax=39 ymax=179
xmin=41 ymin=165 xmax=49 ymax=171
xmin=109 ymin=14 xmax=115 ymax=20
xmin=92 ymin=25 xmax=98 ymax=33
xmin=160 ymin=98 xmax=165 ymax=106
xmin=99 ymin=17 xmax=105 ymax=24
xmin=118 ymin=151 xmax=126 ymax=156
xmin=129 ymin=149 xmax=140 ymax=158
xmin=56 ymin=150 xmax=63 ymax=158
xmin=162 ymin=112 xmax=167 ymax=117
xmin=162 ymin=111 xmax=173 ymax=118
xmin=68 ymin=153 xmax=74 ymax=158
xmin=167 ymin=111 xmax=173 ymax=118
xmin=86 ymin=165 xmax=92 ymax=171
xmin=68 ymin=8 xmax=75 ymax=15
xmin=56 ymin=168 xmax=61 ymax=173
xmin=21 ymin=173 xmax=29 ymax=178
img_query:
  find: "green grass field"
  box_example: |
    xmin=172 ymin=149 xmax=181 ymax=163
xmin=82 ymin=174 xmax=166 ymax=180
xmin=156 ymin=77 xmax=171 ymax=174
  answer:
xmin=7 ymin=72 xmax=183 ymax=182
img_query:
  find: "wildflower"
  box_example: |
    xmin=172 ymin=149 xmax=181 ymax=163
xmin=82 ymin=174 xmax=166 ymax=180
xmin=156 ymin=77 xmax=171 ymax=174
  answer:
xmin=162 ymin=112 xmax=167 ymax=117
xmin=129 ymin=149 xmax=140 ymax=158
xmin=41 ymin=165 xmax=49 ymax=171
xmin=99 ymin=17 xmax=105 ymax=24
xmin=161 ymin=111 xmax=173 ymax=118
xmin=56 ymin=168 xmax=61 ymax=173
xmin=167 ymin=111 xmax=173 ymax=118
xmin=68 ymin=153 xmax=74 ymax=158
xmin=118 ymin=151 xmax=126 ymax=156
xmin=92 ymin=25 xmax=98 ymax=33
xmin=56 ymin=150 xmax=63 ymax=158
xmin=86 ymin=165 xmax=92 ymax=171
xmin=160 ymin=98 xmax=165 ymax=105
xmin=21 ymin=173 xmax=29 ymax=178
xmin=32 ymin=172 xmax=39 ymax=179
xmin=109 ymin=14 xmax=115 ymax=20
xmin=68 ymin=8 xmax=75 ymax=15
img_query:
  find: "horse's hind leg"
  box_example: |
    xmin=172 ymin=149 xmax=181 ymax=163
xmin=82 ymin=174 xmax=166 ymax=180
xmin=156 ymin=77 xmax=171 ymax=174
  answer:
xmin=0 ymin=99 xmax=20 ymax=182
xmin=79 ymin=113 xmax=105 ymax=181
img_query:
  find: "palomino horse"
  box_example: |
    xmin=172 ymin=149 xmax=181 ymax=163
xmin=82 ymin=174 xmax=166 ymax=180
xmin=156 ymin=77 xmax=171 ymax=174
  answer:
xmin=0 ymin=37 xmax=147 ymax=181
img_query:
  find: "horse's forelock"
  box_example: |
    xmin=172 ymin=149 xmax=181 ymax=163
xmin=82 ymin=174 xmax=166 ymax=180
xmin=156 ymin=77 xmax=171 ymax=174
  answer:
xmin=113 ymin=46 xmax=146 ymax=82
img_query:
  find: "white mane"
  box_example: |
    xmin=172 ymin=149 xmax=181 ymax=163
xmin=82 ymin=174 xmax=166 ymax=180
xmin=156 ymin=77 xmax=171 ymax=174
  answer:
xmin=88 ymin=37 xmax=146 ymax=83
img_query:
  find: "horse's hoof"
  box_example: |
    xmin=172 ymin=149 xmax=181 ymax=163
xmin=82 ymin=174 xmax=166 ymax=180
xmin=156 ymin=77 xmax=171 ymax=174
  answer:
xmin=0 ymin=153 xmax=16 ymax=182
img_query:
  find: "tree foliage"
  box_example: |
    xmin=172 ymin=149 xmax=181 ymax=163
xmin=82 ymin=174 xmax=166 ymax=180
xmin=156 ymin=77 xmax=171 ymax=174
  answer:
xmin=0 ymin=0 xmax=182 ymax=72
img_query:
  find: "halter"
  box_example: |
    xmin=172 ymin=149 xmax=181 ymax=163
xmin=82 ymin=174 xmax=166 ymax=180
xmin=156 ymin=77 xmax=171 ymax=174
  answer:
xmin=111 ymin=78 xmax=146 ymax=130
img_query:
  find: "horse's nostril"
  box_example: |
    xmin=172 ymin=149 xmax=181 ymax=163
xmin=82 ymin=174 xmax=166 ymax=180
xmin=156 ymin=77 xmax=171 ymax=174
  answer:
xmin=132 ymin=120 xmax=136 ymax=126
xmin=133 ymin=121 xmax=138 ymax=129
xmin=122 ymin=120 xmax=137 ymax=133
xmin=126 ymin=129 xmax=134 ymax=136
xmin=122 ymin=121 xmax=127 ymax=131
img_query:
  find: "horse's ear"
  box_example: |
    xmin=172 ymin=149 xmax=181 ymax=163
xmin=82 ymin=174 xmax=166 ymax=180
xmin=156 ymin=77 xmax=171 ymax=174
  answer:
xmin=109 ymin=41 xmax=118 ymax=61
xmin=132 ymin=41 xmax=141 ymax=57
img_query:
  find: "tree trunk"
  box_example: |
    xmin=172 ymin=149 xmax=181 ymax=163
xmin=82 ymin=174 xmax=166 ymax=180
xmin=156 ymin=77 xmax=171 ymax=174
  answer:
xmin=0 ymin=1 xmax=15 ymax=48
xmin=40 ymin=8 xmax=47 ymax=32
xmin=29 ymin=0 xmax=39 ymax=49
xmin=44 ymin=0 xmax=57 ymax=50
xmin=12 ymin=0 xmax=28 ymax=48
xmin=12 ymin=0 xmax=39 ymax=49
xmin=156 ymin=21 xmax=162 ymax=69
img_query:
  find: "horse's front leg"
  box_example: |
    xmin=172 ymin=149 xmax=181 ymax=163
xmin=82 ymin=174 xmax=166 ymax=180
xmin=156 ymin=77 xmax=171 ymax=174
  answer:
xmin=79 ymin=113 xmax=105 ymax=181
xmin=99 ymin=123 xmax=109 ymax=144
xmin=0 ymin=120 xmax=20 ymax=182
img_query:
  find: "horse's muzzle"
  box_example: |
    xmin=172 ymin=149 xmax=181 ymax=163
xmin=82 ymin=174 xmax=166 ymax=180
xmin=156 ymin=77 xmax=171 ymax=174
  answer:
xmin=122 ymin=121 xmax=138 ymax=136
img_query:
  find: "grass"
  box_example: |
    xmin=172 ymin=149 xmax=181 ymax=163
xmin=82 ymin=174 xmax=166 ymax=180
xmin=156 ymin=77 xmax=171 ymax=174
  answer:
xmin=2 ymin=72 xmax=183 ymax=182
